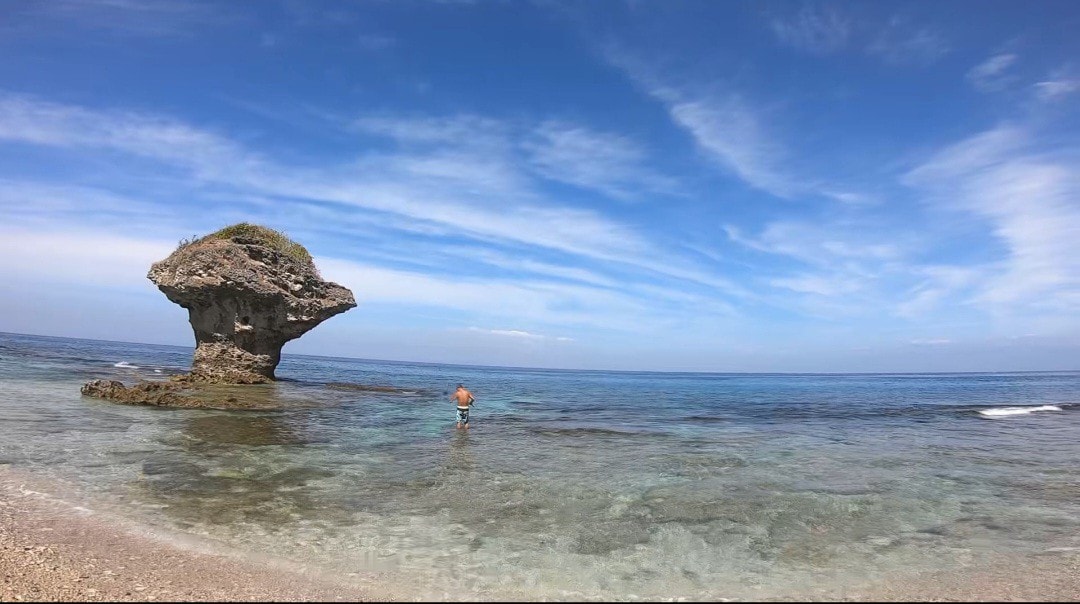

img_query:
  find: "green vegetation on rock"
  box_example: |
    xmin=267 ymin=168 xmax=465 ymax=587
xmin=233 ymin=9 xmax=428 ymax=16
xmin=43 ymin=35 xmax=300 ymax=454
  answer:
xmin=177 ymin=223 xmax=313 ymax=264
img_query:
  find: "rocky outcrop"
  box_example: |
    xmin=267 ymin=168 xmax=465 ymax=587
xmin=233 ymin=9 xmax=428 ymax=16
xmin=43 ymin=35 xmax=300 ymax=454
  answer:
xmin=81 ymin=379 xmax=203 ymax=408
xmin=146 ymin=224 xmax=356 ymax=383
xmin=80 ymin=378 xmax=283 ymax=410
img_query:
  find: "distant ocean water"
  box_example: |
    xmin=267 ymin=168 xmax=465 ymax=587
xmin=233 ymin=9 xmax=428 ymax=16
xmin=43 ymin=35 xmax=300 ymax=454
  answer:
xmin=2 ymin=331 xmax=1079 ymax=600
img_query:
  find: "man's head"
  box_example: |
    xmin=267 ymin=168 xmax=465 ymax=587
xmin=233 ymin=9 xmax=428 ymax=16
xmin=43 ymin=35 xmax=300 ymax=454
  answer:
xmin=457 ymin=384 xmax=464 ymax=390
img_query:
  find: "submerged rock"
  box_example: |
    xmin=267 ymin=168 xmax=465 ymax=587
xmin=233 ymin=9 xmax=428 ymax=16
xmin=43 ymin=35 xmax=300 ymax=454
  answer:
xmin=325 ymin=382 xmax=430 ymax=395
xmin=81 ymin=379 xmax=203 ymax=408
xmin=80 ymin=378 xmax=284 ymax=410
xmin=147 ymin=223 xmax=356 ymax=383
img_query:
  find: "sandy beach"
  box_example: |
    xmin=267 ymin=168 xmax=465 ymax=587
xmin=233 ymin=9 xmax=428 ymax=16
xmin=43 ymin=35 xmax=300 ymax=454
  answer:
xmin=3 ymin=465 xmax=1080 ymax=602
xmin=0 ymin=466 xmax=379 ymax=602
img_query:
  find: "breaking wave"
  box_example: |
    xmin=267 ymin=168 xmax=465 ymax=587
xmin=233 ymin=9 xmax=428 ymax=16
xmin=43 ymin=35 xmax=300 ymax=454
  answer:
xmin=978 ymin=405 xmax=1062 ymax=418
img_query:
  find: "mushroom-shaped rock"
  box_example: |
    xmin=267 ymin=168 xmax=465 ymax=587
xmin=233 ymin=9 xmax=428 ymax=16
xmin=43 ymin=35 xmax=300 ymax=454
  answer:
xmin=147 ymin=224 xmax=355 ymax=383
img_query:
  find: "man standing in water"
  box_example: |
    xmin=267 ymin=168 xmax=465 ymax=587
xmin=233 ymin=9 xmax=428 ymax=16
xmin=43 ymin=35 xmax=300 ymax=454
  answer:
xmin=451 ymin=384 xmax=475 ymax=429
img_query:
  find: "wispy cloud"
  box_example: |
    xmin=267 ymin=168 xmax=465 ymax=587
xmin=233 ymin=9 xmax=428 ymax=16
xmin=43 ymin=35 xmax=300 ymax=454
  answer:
xmin=356 ymin=115 xmax=674 ymax=201
xmin=906 ymin=125 xmax=1080 ymax=314
xmin=895 ymin=265 xmax=980 ymax=319
xmin=316 ymin=257 xmax=663 ymax=331
xmin=9 ymin=0 xmax=234 ymax=38
xmin=469 ymin=327 xmax=574 ymax=342
xmin=0 ymin=96 xmax=650 ymax=265
xmin=0 ymin=93 xmax=757 ymax=339
xmin=356 ymin=33 xmax=396 ymax=51
xmin=0 ymin=226 xmax=173 ymax=291
xmin=604 ymin=47 xmax=878 ymax=203
xmin=722 ymin=218 xmax=920 ymax=320
xmin=604 ymin=48 xmax=795 ymax=198
xmin=1033 ymin=66 xmax=1080 ymax=102
xmin=769 ymin=4 xmax=851 ymax=55
xmin=768 ymin=273 xmax=863 ymax=297
xmin=353 ymin=114 xmax=508 ymax=147
xmin=909 ymin=338 xmax=952 ymax=346
xmin=767 ymin=6 xmax=949 ymax=68
xmin=659 ymin=93 xmax=795 ymax=198
xmin=723 ymin=221 xmax=902 ymax=269
xmin=1035 ymin=78 xmax=1080 ymax=101
xmin=523 ymin=120 xmax=675 ymax=200
xmin=866 ymin=17 xmax=949 ymax=66
xmin=966 ymin=53 xmax=1018 ymax=92
xmin=0 ymin=94 xmax=252 ymax=181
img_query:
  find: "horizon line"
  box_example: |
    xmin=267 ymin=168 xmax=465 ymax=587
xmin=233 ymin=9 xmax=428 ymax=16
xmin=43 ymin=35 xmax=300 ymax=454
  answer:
xmin=3 ymin=330 xmax=1077 ymax=377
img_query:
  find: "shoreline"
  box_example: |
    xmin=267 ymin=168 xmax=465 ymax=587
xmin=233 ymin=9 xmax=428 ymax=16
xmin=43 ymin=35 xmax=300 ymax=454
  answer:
xmin=3 ymin=465 xmax=1080 ymax=602
xmin=0 ymin=466 xmax=383 ymax=602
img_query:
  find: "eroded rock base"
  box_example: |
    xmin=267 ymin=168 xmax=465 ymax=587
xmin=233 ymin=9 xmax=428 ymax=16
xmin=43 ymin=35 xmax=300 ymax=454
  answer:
xmin=189 ymin=342 xmax=275 ymax=384
xmin=80 ymin=379 xmax=280 ymax=410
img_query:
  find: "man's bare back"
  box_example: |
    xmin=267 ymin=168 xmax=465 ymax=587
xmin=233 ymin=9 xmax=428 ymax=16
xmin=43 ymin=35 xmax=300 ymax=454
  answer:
xmin=451 ymin=385 xmax=475 ymax=429
xmin=452 ymin=388 xmax=474 ymax=406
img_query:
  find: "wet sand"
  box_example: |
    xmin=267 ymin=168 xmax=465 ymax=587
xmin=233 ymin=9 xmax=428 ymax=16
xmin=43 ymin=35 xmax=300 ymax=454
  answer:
xmin=0 ymin=466 xmax=381 ymax=602
xmin=3 ymin=464 xmax=1080 ymax=602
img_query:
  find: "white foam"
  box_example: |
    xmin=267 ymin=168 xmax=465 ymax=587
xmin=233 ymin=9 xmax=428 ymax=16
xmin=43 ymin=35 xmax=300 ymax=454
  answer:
xmin=978 ymin=405 xmax=1062 ymax=417
xmin=113 ymin=361 xmax=139 ymax=369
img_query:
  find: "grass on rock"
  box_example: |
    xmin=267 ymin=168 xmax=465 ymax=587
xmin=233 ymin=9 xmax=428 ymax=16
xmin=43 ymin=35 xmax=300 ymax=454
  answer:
xmin=177 ymin=223 xmax=313 ymax=264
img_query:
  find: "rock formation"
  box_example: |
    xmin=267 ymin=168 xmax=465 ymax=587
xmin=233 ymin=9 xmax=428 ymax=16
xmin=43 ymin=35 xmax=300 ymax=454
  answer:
xmin=81 ymin=379 xmax=199 ymax=407
xmin=146 ymin=223 xmax=356 ymax=383
xmin=80 ymin=379 xmax=284 ymax=410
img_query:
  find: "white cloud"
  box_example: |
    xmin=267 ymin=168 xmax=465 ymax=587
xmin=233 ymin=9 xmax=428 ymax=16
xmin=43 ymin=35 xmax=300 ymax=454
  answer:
xmin=482 ymin=329 xmax=543 ymax=339
xmin=770 ymin=7 xmax=950 ymax=69
xmin=819 ymin=190 xmax=878 ymax=206
xmin=723 ymin=219 xmax=922 ymax=320
xmin=353 ymin=114 xmax=507 ymax=147
xmin=0 ymin=227 xmax=172 ymax=290
xmin=0 ymin=95 xmax=764 ymax=342
xmin=601 ymin=47 xmax=795 ymax=198
xmin=867 ymin=18 xmax=949 ymax=66
xmin=909 ymin=338 xmax=952 ymax=346
xmin=604 ymin=49 xmax=876 ymax=204
xmin=1034 ymin=79 xmax=1080 ymax=101
xmin=895 ymin=265 xmax=980 ymax=319
xmin=661 ymin=94 xmax=795 ymax=198
xmin=723 ymin=222 xmax=901 ymax=268
xmin=0 ymin=94 xmax=253 ymax=182
xmin=468 ymin=327 xmax=573 ymax=342
xmin=12 ymin=0 xmax=230 ymax=38
xmin=906 ymin=125 xmax=1080 ymax=314
xmin=523 ymin=120 xmax=675 ymax=200
xmin=0 ymin=95 xmax=668 ymax=275
xmin=769 ymin=4 xmax=850 ymax=55
xmin=356 ymin=115 xmax=675 ymax=201
xmin=316 ymin=257 xmax=658 ymax=331
xmin=966 ymin=53 xmax=1018 ymax=92
xmin=459 ymin=248 xmax=620 ymax=289
xmin=768 ymin=274 xmax=863 ymax=297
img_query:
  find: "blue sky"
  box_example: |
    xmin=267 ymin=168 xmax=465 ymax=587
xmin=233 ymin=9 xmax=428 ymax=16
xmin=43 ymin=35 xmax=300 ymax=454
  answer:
xmin=1 ymin=0 xmax=1078 ymax=372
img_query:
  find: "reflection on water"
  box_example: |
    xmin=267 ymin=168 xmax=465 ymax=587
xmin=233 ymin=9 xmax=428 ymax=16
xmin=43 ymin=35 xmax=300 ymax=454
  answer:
xmin=2 ymin=333 xmax=1080 ymax=599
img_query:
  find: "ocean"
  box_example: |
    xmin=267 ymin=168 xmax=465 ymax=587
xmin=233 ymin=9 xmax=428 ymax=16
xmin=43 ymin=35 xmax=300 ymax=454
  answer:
xmin=1 ymin=331 xmax=1078 ymax=600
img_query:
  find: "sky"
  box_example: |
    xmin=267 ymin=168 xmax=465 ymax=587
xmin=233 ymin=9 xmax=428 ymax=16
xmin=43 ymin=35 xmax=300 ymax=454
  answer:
xmin=1 ymin=0 xmax=1079 ymax=372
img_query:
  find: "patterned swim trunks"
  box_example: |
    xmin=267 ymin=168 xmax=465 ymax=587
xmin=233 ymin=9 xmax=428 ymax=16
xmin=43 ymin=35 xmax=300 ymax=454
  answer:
xmin=456 ymin=406 xmax=470 ymax=425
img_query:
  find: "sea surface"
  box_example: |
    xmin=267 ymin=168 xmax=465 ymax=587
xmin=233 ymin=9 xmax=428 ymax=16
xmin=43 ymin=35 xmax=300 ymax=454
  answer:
xmin=2 ymin=331 xmax=1079 ymax=600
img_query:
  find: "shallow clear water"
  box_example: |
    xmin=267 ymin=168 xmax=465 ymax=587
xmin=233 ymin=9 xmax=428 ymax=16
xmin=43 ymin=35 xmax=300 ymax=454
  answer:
xmin=2 ymin=332 xmax=1079 ymax=599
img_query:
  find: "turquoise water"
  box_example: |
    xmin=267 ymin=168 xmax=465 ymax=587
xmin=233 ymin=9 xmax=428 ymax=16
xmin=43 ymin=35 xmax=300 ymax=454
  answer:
xmin=2 ymin=331 xmax=1079 ymax=599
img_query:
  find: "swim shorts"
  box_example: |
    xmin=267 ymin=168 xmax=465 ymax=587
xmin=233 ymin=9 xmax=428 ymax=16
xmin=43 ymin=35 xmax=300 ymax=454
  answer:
xmin=456 ymin=406 xmax=470 ymax=425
